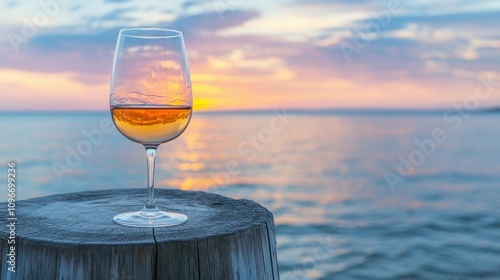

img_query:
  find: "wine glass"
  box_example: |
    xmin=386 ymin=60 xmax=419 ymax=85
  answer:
xmin=109 ymin=28 xmax=192 ymax=227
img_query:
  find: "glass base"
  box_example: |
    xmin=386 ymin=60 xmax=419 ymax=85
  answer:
xmin=113 ymin=207 xmax=187 ymax=227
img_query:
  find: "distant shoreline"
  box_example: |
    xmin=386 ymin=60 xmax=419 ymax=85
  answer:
xmin=2 ymin=107 xmax=500 ymax=115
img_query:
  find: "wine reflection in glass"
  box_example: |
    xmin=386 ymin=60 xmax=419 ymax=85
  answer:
xmin=109 ymin=28 xmax=192 ymax=227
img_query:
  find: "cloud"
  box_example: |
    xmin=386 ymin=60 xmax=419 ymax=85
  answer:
xmin=104 ymin=0 xmax=131 ymax=3
xmin=295 ymin=0 xmax=376 ymax=6
xmin=182 ymin=1 xmax=204 ymax=10
xmin=0 ymin=68 xmax=109 ymax=111
xmin=1 ymin=0 xmax=500 ymax=110
xmin=100 ymin=7 xmax=135 ymax=20
xmin=0 ymin=9 xmax=262 ymax=83
xmin=293 ymin=0 xmax=382 ymax=11
xmin=357 ymin=10 xmax=500 ymax=33
xmin=165 ymin=10 xmax=261 ymax=34
xmin=295 ymin=7 xmax=500 ymax=83
xmin=6 ymin=0 xmax=18 ymax=8
xmin=340 ymin=37 xmax=427 ymax=79
xmin=12 ymin=9 xmax=260 ymax=54
xmin=27 ymin=28 xmax=119 ymax=53
xmin=0 ymin=27 xmax=119 ymax=80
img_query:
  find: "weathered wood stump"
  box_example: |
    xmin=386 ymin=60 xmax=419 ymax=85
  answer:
xmin=0 ymin=189 xmax=279 ymax=280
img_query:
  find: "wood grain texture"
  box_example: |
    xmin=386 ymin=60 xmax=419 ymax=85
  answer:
xmin=0 ymin=189 xmax=279 ymax=280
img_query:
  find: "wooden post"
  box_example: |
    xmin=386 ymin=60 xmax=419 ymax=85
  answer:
xmin=0 ymin=189 xmax=279 ymax=280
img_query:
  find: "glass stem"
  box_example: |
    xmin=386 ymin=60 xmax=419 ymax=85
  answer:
xmin=145 ymin=147 xmax=158 ymax=210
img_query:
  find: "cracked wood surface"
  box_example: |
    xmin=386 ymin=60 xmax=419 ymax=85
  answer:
xmin=0 ymin=189 xmax=279 ymax=280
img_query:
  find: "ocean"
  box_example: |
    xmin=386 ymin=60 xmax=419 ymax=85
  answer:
xmin=1 ymin=110 xmax=500 ymax=279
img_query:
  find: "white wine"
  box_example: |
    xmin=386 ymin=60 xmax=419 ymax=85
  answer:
xmin=111 ymin=105 xmax=192 ymax=145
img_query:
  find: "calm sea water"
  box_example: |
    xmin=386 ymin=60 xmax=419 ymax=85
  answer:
xmin=1 ymin=111 xmax=500 ymax=279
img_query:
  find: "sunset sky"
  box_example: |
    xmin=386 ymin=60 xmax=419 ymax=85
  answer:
xmin=1 ymin=0 xmax=499 ymax=111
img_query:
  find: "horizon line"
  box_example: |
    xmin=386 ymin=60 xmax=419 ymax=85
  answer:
xmin=1 ymin=106 xmax=500 ymax=114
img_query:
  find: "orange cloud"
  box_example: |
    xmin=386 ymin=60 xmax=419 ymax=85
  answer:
xmin=0 ymin=69 xmax=109 ymax=111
